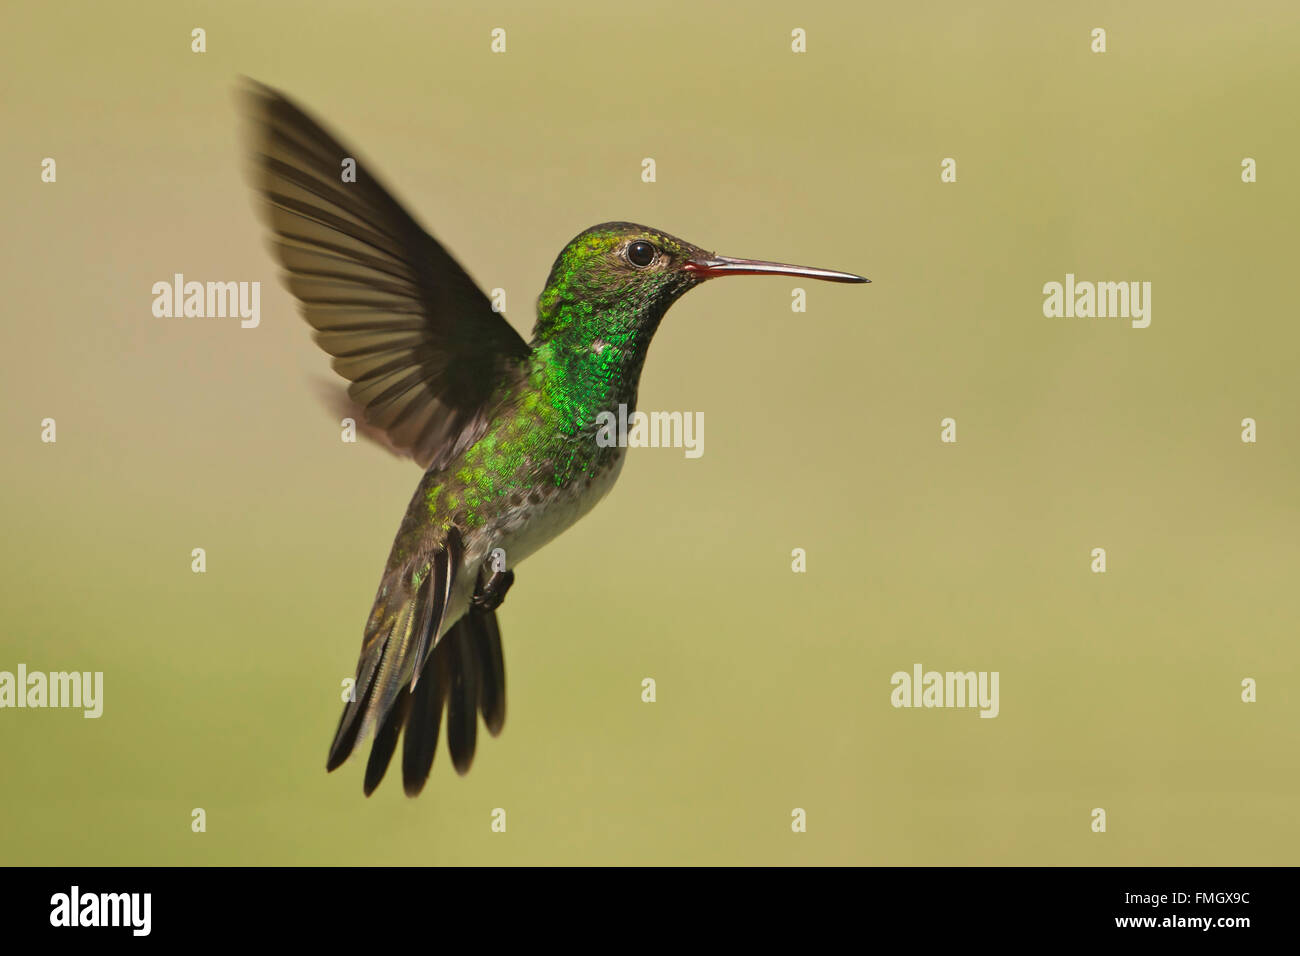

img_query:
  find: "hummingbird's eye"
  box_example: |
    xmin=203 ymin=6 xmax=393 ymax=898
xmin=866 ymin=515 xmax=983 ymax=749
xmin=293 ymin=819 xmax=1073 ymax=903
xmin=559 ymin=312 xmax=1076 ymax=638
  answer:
xmin=626 ymin=240 xmax=657 ymax=268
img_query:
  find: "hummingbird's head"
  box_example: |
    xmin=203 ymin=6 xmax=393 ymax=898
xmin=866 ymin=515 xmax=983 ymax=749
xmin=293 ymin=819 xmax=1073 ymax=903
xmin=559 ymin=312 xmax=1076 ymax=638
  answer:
xmin=535 ymin=222 xmax=708 ymax=341
xmin=533 ymin=221 xmax=868 ymax=344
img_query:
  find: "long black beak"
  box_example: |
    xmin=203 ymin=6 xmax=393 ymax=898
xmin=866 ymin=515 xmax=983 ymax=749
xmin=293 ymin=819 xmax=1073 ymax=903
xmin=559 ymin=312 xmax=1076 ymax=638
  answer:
xmin=684 ymin=254 xmax=869 ymax=284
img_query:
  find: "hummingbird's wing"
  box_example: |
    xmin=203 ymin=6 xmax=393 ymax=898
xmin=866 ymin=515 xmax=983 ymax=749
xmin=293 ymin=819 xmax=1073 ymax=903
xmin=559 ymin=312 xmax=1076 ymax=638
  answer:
xmin=312 ymin=377 xmax=411 ymax=461
xmin=241 ymin=80 xmax=530 ymax=471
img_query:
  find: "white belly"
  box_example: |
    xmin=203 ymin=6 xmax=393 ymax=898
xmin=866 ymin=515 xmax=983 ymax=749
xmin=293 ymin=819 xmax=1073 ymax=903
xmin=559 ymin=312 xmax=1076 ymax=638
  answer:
xmin=434 ymin=447 xmax=627 ymax=641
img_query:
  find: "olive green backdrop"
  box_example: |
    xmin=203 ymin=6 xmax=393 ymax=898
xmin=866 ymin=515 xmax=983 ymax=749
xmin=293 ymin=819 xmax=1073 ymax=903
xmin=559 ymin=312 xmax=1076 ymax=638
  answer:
xmin=2 ymin=0 xmax=1297 ymax=865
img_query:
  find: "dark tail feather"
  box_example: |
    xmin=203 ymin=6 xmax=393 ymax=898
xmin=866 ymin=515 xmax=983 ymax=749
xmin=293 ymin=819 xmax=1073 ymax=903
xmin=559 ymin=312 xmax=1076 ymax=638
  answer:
xmin=409 ymin=535 xmax=457 ymax=693
xmin=327 ymin=688 xmax=368 ymax=772
xmin=326 ymin=634 xmax=386 ymax=772
xmin=330 ymin=590 xmax=506 ymax=801
xmin=401 ymin=649 xmax=448 ymax=796
xmin=444 ymin=621 xmax=480 ymax=775
xmin=363 ymin=687 xmax=410 ymax=796
xmin=399 ymin=604 xmax=507 ymax=793
xmin=469 ymin=607 xmax=506 ymax=736
xmin=326 ymin=530 xmax=457 ymax=791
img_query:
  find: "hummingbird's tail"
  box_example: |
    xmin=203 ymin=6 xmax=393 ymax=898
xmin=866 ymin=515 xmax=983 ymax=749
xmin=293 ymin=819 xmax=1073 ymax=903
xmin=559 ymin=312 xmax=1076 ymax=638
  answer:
xmin=326 ymin=531 xmax=507 ymax=796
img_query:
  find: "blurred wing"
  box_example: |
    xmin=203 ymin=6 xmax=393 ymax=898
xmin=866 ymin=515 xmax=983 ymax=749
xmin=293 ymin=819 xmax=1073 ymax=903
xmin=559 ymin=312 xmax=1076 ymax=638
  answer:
xmin=313 ymin=377 xmax=412 ymax=462
xmin=242 ymin=80 xmax=530 ymax=471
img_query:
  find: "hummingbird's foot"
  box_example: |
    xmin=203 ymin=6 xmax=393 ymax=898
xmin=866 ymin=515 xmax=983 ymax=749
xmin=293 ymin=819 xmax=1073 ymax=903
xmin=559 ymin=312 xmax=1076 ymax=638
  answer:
xmin=472 ymin=568 xmax=515 ymax=613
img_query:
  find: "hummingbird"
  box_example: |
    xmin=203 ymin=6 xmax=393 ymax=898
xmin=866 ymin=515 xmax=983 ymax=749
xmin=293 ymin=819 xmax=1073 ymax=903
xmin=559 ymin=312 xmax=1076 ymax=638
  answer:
xmin=241 ymin=81 xmax=868 ymax=797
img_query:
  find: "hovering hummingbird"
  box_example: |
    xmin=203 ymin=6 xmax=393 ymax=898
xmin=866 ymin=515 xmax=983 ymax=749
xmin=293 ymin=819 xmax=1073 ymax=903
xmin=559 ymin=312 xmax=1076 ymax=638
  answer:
xmin=242 ymin=81 xmax=868 ymax=797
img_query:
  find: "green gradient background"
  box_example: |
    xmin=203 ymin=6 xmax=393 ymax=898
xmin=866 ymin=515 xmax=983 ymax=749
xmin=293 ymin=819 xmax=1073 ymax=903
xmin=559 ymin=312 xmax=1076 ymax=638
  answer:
xmin=2 ymin=0 xmax=1297 ymax=865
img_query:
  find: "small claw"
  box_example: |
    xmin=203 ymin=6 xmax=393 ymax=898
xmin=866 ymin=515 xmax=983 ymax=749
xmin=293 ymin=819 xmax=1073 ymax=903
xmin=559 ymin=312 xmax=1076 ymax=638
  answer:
xmin=471 ymin=568 xmax=514 ymax=613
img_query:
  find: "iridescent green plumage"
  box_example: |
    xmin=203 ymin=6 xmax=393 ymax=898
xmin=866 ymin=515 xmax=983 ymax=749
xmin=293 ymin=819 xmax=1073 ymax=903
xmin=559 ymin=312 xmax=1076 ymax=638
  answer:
xmin=242 ymin=81 xmax=867 ymax=797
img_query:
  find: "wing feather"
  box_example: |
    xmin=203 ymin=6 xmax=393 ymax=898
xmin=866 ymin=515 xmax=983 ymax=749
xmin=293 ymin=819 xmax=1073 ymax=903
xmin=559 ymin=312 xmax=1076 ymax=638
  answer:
xmin=241 ymin=79 xmax=530 ymax=470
